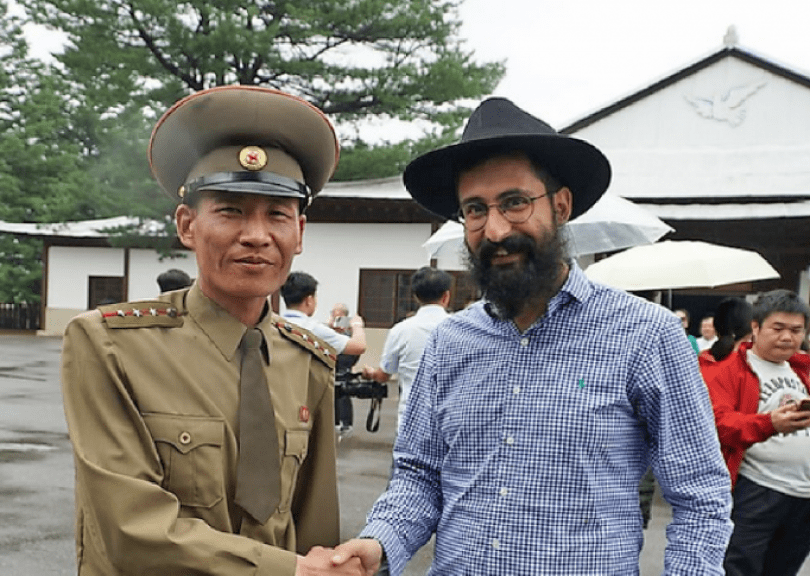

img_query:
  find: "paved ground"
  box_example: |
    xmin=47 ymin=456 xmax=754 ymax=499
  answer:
xmin=2 ymin=331 xmax=809 ymax=575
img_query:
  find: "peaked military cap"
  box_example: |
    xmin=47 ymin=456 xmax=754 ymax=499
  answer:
xmin=403 ymin=97 xmax=611 ymax=221
xmin=149 ymin=85 xmax=339 ymax=212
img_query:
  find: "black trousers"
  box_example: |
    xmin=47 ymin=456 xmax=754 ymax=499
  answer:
xmin=725 ymin=474 xmax=810 ymax=576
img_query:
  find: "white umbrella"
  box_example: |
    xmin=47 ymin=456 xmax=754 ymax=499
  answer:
xmin=422 ymin=195 xmax=672 ymax=259
xmin=422 ymin=220 xmax=467 ymax=260
xmin=584 ymin=240 xmax=780 ymax=291
xmin=564 ymin=194 xmax=673 ymax=257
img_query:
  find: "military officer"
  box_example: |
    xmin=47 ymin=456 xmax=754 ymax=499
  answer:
xmin=61 ymin=86 xmax=361 ymax=575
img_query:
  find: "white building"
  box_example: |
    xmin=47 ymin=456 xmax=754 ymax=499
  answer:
xmin=2 ymin=38 xmax=810 ymax=343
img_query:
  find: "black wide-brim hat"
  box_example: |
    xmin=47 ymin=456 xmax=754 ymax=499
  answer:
xmin=404 ymin=97 xmax=611 ymax=221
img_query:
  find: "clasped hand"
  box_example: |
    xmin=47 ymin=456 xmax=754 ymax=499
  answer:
xmin=296 ymin=539 xmax=382 ymax=576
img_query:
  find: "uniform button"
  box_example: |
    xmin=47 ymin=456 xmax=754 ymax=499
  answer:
xmin=179 ymin=432 xmax=192 ymax=445
xmin=492 ymin=538 xmax=500 ymax=549
xmin=505 ymin=436 xmax=515 ymax=445
xmin=513 ymin=386 xmax=520 ymax=395
xmin=520 ymin=338 xmax=529 ymax=347
xmin=499 ymin=487 xmax=509 ymax=496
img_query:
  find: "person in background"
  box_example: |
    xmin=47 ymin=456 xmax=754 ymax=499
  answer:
xmin=328 ymin=301 xmax=361 ymax=436
xmin=281 ymin=272 xmax=366 ymax=435
xmin=698 ymin=297 xmax=753 ymax=385
xmin=328 ymin=303 xmax=351 ymax=330
xmin=696 ymin=314 xmax=718 ymax=351
xmin=675 ymin=308 xmax=699 ymax=354
xmin=280 ymin=272 xmax=367 ymax=357
xmin=706 ymin=289 xmax=810 ymax=576
xmin=362 ymin=266 xmax=452 ymax=433
xmin=330 ymin=97 xmax=732 ymax=575
xmin=61 ymin=86 xmax=363 ymax=575
xmin=156 ymin=268 xmax=192 ymax=292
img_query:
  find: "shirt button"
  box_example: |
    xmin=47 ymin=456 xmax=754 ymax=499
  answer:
xmin=500 ymin=487 xmax=509 ymax=496
xmin=179 ymin=431 xmax=192 ymax=445
xmin=520 ymin=338 xmax=529 ymax=347
xmin=492 ymin=538 xmax=500 ymax=549
xmin=513 ymin=386 xmax=520 ymax=394
xmin=505 ymin=436 xmax=515 ymax=445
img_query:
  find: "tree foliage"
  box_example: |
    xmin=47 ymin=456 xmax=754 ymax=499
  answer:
xmin=0 ymin=2 xmax=116 ymax=301
xmin=20 ymin=0 xmax=504 ymax=181
xmin=0 ymin=0 xmax=504 ymax=304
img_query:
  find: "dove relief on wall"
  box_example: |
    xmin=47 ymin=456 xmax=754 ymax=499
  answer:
xmin=684 ymin=81 xmax=767 ymax=127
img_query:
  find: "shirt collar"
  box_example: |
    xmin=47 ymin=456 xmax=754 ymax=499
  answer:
xmin=415 ymin=304 xmax=449 ymax=316
xmin=556 ymin=260 xmax=594 ymax=305
xmin=282 ymin=309 xmax=307 ymax=319
xmin=479 ymin=260 xmax=594 ymax=328
xmin=186 ymin=283 xmax=271 ymax=362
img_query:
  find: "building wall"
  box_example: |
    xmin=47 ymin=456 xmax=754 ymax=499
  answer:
xmin=43 ymin=246 xmax=199 ymax=334
xmin=48 ymin=246 xmax=125 ymax=310
xmin=287 ymin=222 xmax=435 ymax=322
xmin=128 ymin=249 xmax=198 ymax=301
xmin=41 ymin=222 xmax=437 ymax=337
xmin=575 ymin=57 xmax=810 ymax=201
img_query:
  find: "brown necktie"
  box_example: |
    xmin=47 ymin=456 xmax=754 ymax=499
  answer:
xmin=235 ymin=328 xmax=281 ymax=523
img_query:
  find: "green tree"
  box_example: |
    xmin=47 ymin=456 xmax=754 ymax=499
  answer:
xmin=0 ymin=2 xmax=123 ymax=302
xmin=2 ymin=0 xmax=504 ymax=304
xmin=20 ymin=0 xmax=504 ymax=182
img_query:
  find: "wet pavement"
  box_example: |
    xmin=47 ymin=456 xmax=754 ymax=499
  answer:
xmin=2 ymin=332 xmax=809 ymax=575
xmin=0 ymin=333 xmax=74 ymax=575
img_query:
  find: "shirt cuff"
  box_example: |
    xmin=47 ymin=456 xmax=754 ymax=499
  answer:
xmin=359 ymin=521 xmax=405 ymax=576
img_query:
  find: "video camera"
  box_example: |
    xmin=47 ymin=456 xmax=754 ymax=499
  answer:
xmin=335 ymin=369 xmax=388 ymax=432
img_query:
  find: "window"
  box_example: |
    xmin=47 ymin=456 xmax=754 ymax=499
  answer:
xmin=358 ymin=269 xmax=479 ymax=329
xmin=88 ymin=276 xmax=124 ymax=309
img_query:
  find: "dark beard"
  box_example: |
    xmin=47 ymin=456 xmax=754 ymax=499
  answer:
xmin=465 ymin=226 xmax=566 ymax=321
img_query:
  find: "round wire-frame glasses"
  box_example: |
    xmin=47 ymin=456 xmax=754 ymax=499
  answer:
xmin=457 ymin=193 xmax=548 ymax=232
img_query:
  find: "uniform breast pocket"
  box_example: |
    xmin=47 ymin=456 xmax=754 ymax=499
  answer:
xmin=279 ymin=429 xmax=309 ymax=512
xmin=143 ymin=413 xmax=225 ymax=509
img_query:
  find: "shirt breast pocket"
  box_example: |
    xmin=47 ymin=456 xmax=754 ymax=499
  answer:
xmin=279 ymin=429 xmax=309 ymax=512
xmin=143 ymin=413 xmax=225 ymax=509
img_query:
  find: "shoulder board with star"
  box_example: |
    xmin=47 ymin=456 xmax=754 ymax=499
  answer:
xmin=99 ymin=301 xmax=184 ymax=329
xmin=270 ymin=316 xmax=336 ymax=370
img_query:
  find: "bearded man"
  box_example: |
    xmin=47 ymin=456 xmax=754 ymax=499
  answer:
xmin=331 ymin=98 xmax=732 ymax=576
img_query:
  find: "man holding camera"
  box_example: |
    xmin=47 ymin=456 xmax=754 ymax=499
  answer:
xmin=280 ymin=271 xmax=367 ymax=357
xmin=281 ymin=272 xmax=367 ymax=435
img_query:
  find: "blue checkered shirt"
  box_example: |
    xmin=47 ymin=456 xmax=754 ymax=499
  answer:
xmin=360 ymin=262 xmax=732 ymax=575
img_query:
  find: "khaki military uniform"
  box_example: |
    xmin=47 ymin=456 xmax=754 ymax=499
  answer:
xmin=61 ymin=283 xmax=339 ymax=575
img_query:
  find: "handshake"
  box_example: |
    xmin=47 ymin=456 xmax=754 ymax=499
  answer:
xmin=296 ymin=538 xmax=384 ymax=576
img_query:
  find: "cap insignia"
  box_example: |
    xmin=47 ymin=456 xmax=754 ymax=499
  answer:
xmin=239 ymin=146 xmax=268 ymax=171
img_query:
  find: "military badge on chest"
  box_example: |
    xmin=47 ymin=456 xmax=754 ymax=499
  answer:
xmin=299 ymin=406 xmax=310 ymax=423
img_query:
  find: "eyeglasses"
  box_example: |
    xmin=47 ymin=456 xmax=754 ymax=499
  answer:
xmin=457 ymin=193 xmax=548 ymax=232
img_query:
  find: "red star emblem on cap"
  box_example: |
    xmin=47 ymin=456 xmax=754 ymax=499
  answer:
xmin=238 ymin=145 xmax=268 ymax=171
